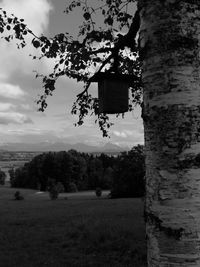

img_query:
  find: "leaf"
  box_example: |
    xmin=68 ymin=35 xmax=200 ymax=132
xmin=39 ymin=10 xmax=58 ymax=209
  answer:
xmin=7 ymin=18 xmax=12 ymax=23
xmin=83 ymin=12 xmax=91 ymax=21
xmin=105 ymin=16 xmax=113 ymax=26
xmin=41 ymin=46 xmax=46 ymax=53
xmin=32 ymin=40 xmax=40 ymax=48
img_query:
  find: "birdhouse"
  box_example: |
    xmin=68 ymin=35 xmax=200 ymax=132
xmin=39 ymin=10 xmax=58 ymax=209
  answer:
xmin=91 ymin=72 xmax=132 ymax=114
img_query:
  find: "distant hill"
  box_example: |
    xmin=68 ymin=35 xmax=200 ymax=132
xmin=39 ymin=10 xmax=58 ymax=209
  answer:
xmin=0 ymin=142 xmax=129 ymax=153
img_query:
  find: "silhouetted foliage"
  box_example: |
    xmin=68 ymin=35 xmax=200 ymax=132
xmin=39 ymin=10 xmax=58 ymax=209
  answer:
xmin=0 ymin=1 xmax=142 ymax=136
xmin=10 ymin=150 xmax=114 ymax=191
xmin=14 ymin=191 xmax=24 ymax=200
xmin=0 ymin=169 xmax=6 ymax=185
xmin=95 ymin=187 xmax=102 ymax=197
xmin=111 ymin=145 xmax=145 ymax=198
xmin=10 ymin=146 xmax=145 ymax=198
xmin=48 ymin=179 xmax=59 ymax=200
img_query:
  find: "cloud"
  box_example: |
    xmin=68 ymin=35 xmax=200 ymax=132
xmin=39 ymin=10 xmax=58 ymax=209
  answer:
xmin=113 ymin=131 xmax=127 ymax=138
xmin=113 ymin=129 xmax=140 ymax=138
xmin=0 ymin=102 xmax=35 ymax=113
xmin=0 ymin=0 xmax=53 ymax=79
xmin=0 ymin=103 xmax=15 ymax=111
xmin=8 ymin=128 xmax=49 ymax=135
xmin=1 ymin=0 xmax=52 ymax=35
xmin=0 ymin=101 xmax=33 ymax=125
xmin=19 ymin=104 xmax=33 ymax=111
xmin=0 ymin=83 xmax=26 ymax=99
xmin=0 ymin=112 xmax=33 ymax=125
xmin=111 ymin=112 xmax=144 ymax=147
xmin=6 ymin=128 xmax=63 ymax=143
xmin=0 ymin=0 xmax=52 ymax=132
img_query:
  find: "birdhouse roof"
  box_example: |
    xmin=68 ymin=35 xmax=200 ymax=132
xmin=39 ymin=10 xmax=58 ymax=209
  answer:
xmin=90 ymin=72 xmax=136 ymax=82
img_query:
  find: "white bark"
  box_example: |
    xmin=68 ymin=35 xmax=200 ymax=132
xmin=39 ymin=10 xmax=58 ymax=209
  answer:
xmin=138 ymin=1 xmax=200 ymax=266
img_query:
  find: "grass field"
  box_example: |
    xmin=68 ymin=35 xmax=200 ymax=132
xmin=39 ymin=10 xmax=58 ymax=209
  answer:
xmin=0 ymin=187 xmax=147 ymax=267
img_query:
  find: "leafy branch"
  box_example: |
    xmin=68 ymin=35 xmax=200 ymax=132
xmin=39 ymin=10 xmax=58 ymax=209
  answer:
xmin=0 ymin=0 xmax=142 ymax=137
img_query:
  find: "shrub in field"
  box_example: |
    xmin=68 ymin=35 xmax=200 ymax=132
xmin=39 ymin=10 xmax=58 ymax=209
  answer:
xmin=56 ymin=182 xmax=65 ymax=193
xmin=48 ymin=179 xmax=59 ymax=200
xmin=95 ymin=187 xmax=102 ymax=197
xmin=68 ymin=182 xmax=78 ymax=192
xmin=0 ymin=169 xmax=6 ymax=185
xmin=49 ymin=185 xmax=59 ymax=200
xmin=14 ymin=191 xmax=24 ymax=200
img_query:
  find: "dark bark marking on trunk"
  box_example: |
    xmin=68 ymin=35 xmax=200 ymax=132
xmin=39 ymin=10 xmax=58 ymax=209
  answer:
xmin=145 ymin=211 xmax=184 ymax=240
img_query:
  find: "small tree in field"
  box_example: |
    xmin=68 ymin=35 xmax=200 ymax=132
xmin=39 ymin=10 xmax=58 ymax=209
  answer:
xmin=0 ymin=169 xmax=6 ymax=185
xmin=95 ymin=187 xmax=102 ymax=197
xmin=48 ymin=179 xmax=59 ymax=200
xmin=14 ymin=191 xmax=24 ymax=200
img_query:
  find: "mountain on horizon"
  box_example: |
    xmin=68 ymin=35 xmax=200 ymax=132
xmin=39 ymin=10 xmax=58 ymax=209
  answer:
xmin=0 ymin=142 xmax=129 ymax=153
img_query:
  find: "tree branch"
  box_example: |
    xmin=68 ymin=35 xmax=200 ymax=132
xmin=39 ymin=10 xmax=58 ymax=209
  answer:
xmin=87 ymin=47 xmax=113 ymax=54
xmin=76 ymin=53 xmax=113 ymax=98
xmin=76 ymin=8 xmax=140 ymax=98
xmin=115 ymin=9 xmax=140 ymax=50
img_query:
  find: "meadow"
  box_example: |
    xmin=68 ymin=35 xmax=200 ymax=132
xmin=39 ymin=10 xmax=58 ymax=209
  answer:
xmin=0 ymin=187 xmax=146 ymax=267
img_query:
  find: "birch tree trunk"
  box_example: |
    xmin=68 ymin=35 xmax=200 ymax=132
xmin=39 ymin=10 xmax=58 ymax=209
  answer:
xmin=138 ymin=1 xmax=200 ymax=266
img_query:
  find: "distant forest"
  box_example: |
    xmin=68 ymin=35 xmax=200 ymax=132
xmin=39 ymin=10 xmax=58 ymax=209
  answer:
xmin=9 ymin=145 xmax=145 ymax=198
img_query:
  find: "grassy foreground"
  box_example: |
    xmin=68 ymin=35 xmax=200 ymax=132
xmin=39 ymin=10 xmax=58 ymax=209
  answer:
xmin=0 ymin=187 xmax=146 ymax=267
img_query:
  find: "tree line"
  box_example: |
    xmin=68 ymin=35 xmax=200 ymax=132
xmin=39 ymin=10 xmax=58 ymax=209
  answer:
xmin=9 ymin=145 xmax=145 ymax=198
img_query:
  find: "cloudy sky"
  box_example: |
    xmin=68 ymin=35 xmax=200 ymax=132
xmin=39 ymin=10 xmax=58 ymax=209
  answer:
xmin=0 ymin=0 xmax=143 ymax=148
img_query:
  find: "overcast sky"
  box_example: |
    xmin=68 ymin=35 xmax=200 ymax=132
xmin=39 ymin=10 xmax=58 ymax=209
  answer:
xmin=0 ymin=0 xmax=143 ymax=148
